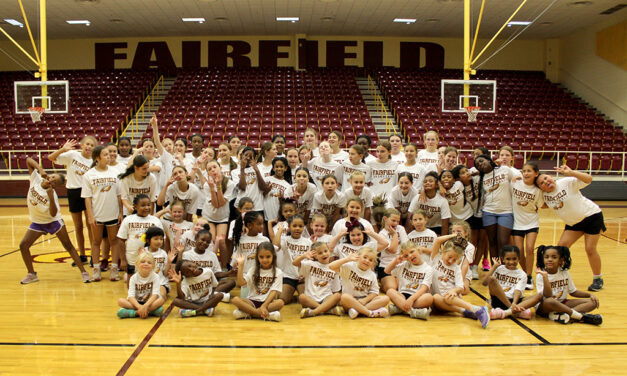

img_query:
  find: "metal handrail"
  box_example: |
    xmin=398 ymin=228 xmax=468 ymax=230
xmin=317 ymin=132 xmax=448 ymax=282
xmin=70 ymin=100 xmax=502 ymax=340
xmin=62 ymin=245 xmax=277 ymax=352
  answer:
xmin=367 ymin=75 xmax=396 ymax=135
xmin=120 ymin=75 xmax=164 ymax=140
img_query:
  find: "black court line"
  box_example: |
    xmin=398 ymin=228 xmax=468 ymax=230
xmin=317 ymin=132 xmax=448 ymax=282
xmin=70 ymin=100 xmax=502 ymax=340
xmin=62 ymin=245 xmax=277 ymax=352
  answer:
xmin=0 ymin=342 xmax=134 ymax=347
xmin=0 ymin=229 xmax=75 ymax=258
xmin=469 ymin=287 xmax=550 ymax=345
xmin=116 ymin=303 xmax=174 ymax=376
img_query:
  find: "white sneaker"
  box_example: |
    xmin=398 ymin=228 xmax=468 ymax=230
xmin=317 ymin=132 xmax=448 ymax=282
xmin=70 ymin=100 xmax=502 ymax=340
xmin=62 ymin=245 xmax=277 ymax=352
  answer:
xmin=267 ymin=311 xmax=281 ymax=322
xmin=221 ymin=292 xmax=231 ymax=303
xmin=388 ymin=304 xmax=403 ymax=315
xmin=409 ymin=308 xmax=430 ymax=320
xmin=233 ymin=309 xmax=251 ymax=320
xmin=348 ymin=308 xmax=359 ymax=319
xmin=471 ymin=265 xmax=479 ymax=280
xmin=92 ymin=267 xmax=101 ymax=282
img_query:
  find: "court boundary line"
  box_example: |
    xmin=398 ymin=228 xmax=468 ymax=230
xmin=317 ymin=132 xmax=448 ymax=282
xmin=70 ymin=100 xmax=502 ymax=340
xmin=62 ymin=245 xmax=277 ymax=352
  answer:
xmin=469 ymin=287 xmax=550 ymax=344
xmin=116 ymin=303 xmax=174 ymax=376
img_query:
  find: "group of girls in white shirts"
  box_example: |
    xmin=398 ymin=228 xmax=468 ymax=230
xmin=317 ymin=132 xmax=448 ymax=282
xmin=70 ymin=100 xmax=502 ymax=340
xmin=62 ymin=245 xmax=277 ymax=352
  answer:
xmin=17 ymin=122 xmax=604 ymax=325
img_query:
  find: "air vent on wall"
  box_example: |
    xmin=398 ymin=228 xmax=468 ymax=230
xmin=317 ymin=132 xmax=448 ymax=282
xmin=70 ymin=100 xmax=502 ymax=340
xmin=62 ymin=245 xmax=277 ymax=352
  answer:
xmin=600 ymin=4 xmax=627 ymax=14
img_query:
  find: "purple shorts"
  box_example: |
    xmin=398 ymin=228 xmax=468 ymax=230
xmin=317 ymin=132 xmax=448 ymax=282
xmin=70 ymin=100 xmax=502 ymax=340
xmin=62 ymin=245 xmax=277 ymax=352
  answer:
xmin=29 ymin=219 xmax=64 ymax=235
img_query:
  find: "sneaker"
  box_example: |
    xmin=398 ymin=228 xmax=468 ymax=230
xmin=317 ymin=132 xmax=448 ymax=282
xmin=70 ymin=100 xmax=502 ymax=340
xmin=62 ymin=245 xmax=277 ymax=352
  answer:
xmin=581 ymin=313 xmax=603 ymax=325
xmin=330 ymin=306 xmax=344 ymax=316
xmin=525 ymin=275 xmax=534 ymax=290
xmin=348 ymin=308 xmax=359 ymax=319
xmin=92 ymin=267 xmax=102 ymax=282
xmin=409 ymin=308 xmax=430 ymax=320
xmin=490 ymin=307 xmax=505 ymax=320
xmin=370 ymin=307 xmax=389 ymax=318
xmin=462 ymin=309 xmax=477 ymax=319
xmin=81 ymin=272 xmax=91 ymax=283
xmin=205 ymin=307 xmax=215 ymax=317
xmin=109 ymin=266 xmax=120 ymax=281
xmin=100 ymin=259 xmax=109 ymax=272
xmin=233 ymin=309 xmax=251 ymax=320
xmin=482 ymin=259 xmax=491 ymax=271
xmin=268 ymin=311 xmax=281 ymax=322
xmin=548 ymin=311 xmax=570 ymax=324
xmin=179 ymin=309 xmax=197 ymax=318
xmin=475 ymin=306 xmax=490 ymax=328
xmin=20 ymin=273 xmax=39 ymax=285
xmin=300 ymin=308 xmax=314 ymax=319
xmin=588 ymin=278 xmax=604 ymax=292
xmin=117 ymin=308 xmax=136 ymax=318
xmin=471 ymin=265 xmax=479 ymax=280
xmin=388 ymin=304 xmax=403 ymax=316
xmin=221 ymin=292 xmax=231 ymax=303
xmin=150 ymin=306 xmax=164 ymax=317
xmin=72 ymin=255 xmax=89 ymax=267
xmin=516 ymin=308 xmax=533 ymax=320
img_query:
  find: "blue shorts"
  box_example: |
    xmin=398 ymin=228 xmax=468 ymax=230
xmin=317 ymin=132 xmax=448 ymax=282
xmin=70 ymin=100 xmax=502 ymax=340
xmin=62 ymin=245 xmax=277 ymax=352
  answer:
xmin=29 ymin=219 xmax=64 ymax=235
xmin=482 ymin=212 xmax=514 ymax=229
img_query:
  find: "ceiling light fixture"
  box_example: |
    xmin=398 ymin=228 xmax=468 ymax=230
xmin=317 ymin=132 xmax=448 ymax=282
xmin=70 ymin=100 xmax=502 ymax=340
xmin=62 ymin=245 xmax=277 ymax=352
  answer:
xmin=321 ymin=16 xmax=334 ymax=22
xmin=182 ymin=18 xmax=206 ymax=23
xmin=277 ymin=17 xmax=299 ymax=23
xmin=507 ymin=21 xmax=532 ymax=26
xmin=394 ymin=18 xmax=416 ymax=24
xmin=4 ymin=19 xmax=24 ymax=27
xmin=66 ymin=20 xmax=91 ymax=26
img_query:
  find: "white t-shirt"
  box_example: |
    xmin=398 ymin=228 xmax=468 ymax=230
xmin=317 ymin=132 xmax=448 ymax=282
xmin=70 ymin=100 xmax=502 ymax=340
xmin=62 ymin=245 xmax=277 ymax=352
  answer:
xmin=330 ymin=150 xmax=350 ymax=165
xmin=408 ymin=194 xmax=451 ymax=229
xmin=310 ymin=233 xmax=333 ymax=244
xmin=391 ymin=261 xmax=434 ymax=295
xmin=146 ymin=248 xmax=169 ymax=286
xmin=245 ymin=267 xmax=284 ymax=303
xmin=285 ymin=183 xmax=317 ymax=218
xmin=431 ymin=254 xmax=464 ymax=295
xmin=386 ymin=185 xmax=418 ymax=217
xmin=127 ymin=272 xmax=161 ymax=302
xmin=378 ymin=225 xmax=409 ymax=268
xmin=339 ymin=261 xmax=379 ymax=298
xmin=416 ymin=150 xmax=438 ymax=173
xmin=231 ymin=167 xmax=265 ymax=211
xmin=331 ymin=217 xmax=375 ymax=237
xmin=232 ymin=233 xmax=271 ymax=275
xmin=163 ymin=183 xmax=201 ymax=219
xmin=182 ymin=249 xmax=222 ymax=275
xmin=117 ymin=214 xmax=163 ymax=264
xmin=542 ymin=177 xmax=601 ymax=226
xmin=201 ymin=179 xmax=236 ymax=223
xmin=511 ymin=180 xmax=544 ymax=230
xmin=464 ymin=176 xmax=482 ymax=217
xmin=367 ymin=160 xmax=399 ymax=198
xmin=108 ymin=162 xmax=127 ymax=176
xmin=343 ymin=187 xmax=374 ymax=217
xmin=333 ymin=240 xmax=379 ymax=259
xmin=117 ymin=155 xmax=131 ymax=165
xmin=312 ymin=191 xmax=346 ymax=218
xmin=81 ymin=166 xmax=120 ymax=222
xmin=480 ymin=166 xmax=516 ymax=214
xmin=27 ymin=171 xmax=62 ymax=224
xmin=407 ymin=229 xmax=437 ymax=250
xmin=120 ymin=174 xmax=159 ymax=215
xmin=161 ymin=219 xmax=193 ymax=250
xmin=300 ymin=259 xmax=341 ymax=302
xmin=337 ymin=161 xmax=371 ymax=191
xmin=445 ymin=181 xmax=474 ymax=221
xmin=55 ymin=150 xmax=92 ymax=189
xmin=396 ymin=163 xmax=425 ymax=191
xmin=257 ymin=163 xmax=274 ymax=181
xmin=463 ymin=243 xmax=476 ymax=281
xmin=181 ymin=268 xmax=218 ymax=302
xmin=219 ymin=160 xmax=235 ymax=179
xmin=493 ymin=265 xmax=527 ymax=299
xmin=263 ymin=177 xmax=292 ymax=222
xmin=536 ymin=268 xmax=577 ymax=303
xmin=391 ymin=152 xmax=407 ymax=165
xmin=309 ymin=157 xmax=340 ymax=189
xmin=278 ymin=235 xmax=312 ymax=280
xmin=364 ymin=154 xmax=377 ymax=164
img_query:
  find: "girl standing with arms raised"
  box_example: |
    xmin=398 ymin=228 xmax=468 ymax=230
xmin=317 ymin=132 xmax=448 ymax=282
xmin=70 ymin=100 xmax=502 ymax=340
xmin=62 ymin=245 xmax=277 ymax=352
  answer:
xmin=231 ymin=147 xmax=268 ymax=216
xmin=48 ymin=137 xmax=96 ymax=265
xmin=198 ymin=160 xmax=235 ymax=247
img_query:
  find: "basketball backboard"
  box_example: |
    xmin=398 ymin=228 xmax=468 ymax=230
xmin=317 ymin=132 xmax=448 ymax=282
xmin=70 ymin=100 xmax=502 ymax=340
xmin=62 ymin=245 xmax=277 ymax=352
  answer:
xmin=441 ymin=79 xmax=496 ymax=113
xmin=14 ymin=80 xmax=69 ymax=114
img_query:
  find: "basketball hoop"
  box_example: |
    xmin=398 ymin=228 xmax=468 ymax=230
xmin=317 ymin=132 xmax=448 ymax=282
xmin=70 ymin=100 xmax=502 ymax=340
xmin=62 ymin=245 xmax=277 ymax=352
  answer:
xmin=464 ymin=106 xmax=480 ymax=122
xmin=28 ymin=107 xmax=45 ymax=123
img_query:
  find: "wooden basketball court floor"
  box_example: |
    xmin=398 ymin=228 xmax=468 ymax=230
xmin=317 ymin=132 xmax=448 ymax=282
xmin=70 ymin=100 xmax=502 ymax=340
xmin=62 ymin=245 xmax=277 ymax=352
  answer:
xmin=0 ymin=197 xmax=625 ymax=375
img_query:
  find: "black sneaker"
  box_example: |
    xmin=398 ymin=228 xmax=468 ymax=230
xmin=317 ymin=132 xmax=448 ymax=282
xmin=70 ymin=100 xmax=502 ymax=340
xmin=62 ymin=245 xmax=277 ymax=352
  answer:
xmin=72 ymin=255 xmax=89 ymax=267
xmin=588 ymin=278 xmax=604 ymax=292
xmin=581 ymin=313 xmax=603 ymax=325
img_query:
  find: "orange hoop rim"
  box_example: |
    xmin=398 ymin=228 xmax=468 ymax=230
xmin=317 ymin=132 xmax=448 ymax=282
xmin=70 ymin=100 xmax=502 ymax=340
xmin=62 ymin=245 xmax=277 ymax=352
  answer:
xmin=464 ymin=106 xmax=481 ymax=111
xmin=28 ymin=106 xmax=46 ymax=113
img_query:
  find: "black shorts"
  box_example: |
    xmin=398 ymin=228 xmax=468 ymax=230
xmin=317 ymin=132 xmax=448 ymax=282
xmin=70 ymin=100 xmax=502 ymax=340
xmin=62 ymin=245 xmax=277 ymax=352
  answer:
xmin=376 ymin=266 xmax=391 ymax=280
xmin=511 ymin=227 xmax=539 ymax=237
xmin=466 ymin=216 xmax=483 ymax=230
xmin=429 ymin=226 xmax=442 ymax=236
xmin=67 ymin=188 xmax=86 ymax=213
xmin=196 ymin=208 xmax=203 ymax=217
xmin=251 ymin=299 xmax=265 ymax=308
xmin=208 ymin=220 xmax=229 ymax=225
xmin=96 ymin=219 xmax=119 ymax=226
xmin=565 ymin=212 xmax=606 ymax=235
xmin=127 ymin=265 xmax=135 ymax=276
xmin=283 ymin=277 xmax=302 ymax=289
xmin=490 ymin=295 xmax=514 ymax=310
xmin=402 ymin=292 xmax=412 ymax=299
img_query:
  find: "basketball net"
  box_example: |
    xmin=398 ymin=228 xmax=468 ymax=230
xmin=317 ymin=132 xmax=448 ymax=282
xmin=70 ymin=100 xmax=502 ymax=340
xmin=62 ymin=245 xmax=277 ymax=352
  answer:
xmin=28 ymin=107 xmax=45 ymax=123
xmin=464 ymin=106 xmax=480 ymax=122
